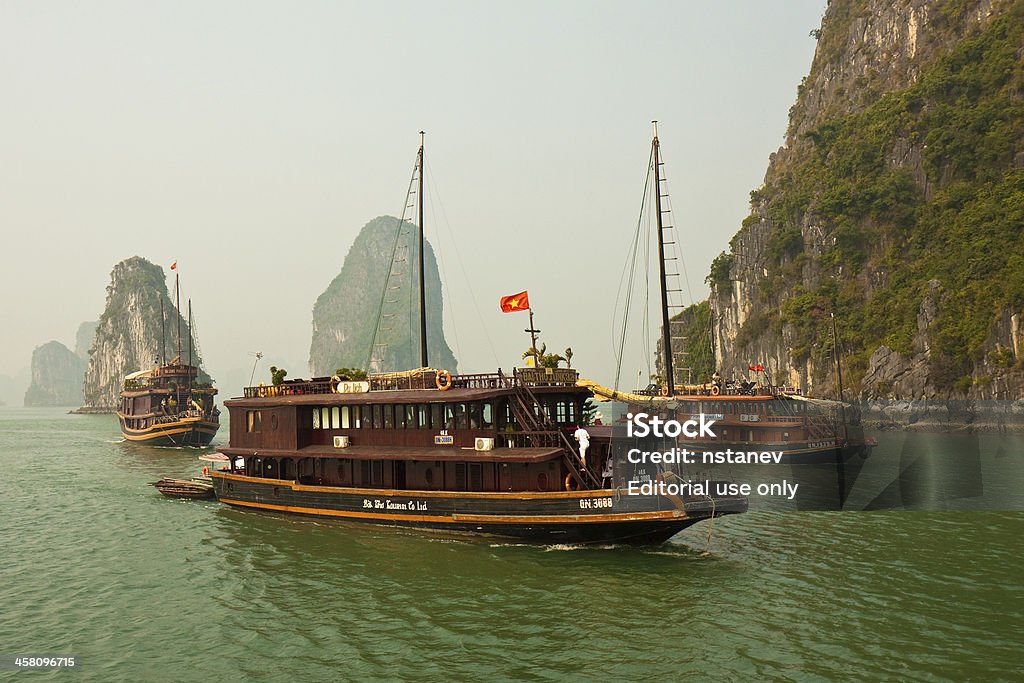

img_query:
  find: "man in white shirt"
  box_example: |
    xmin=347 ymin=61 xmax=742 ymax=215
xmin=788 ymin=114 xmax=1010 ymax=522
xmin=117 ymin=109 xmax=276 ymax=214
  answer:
xmin=573 ymin=425 xmax=590 ymax=467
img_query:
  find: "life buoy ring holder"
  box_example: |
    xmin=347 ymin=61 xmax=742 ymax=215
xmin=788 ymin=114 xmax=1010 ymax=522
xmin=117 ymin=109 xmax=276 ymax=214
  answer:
xmin=201 ymin=466 xmax=210 ymax=478
xmin=435 ymin=369 xmax=453 ymax=391
xmin=332 ymin=375 xmax=343 ymax=393
xmin=711 ymin=385 xmax=721 ymax=396
xmin=564 ymin=473 xmax=578 ymax=491
xmin=660 ymin=385 xmax=669 ymax=397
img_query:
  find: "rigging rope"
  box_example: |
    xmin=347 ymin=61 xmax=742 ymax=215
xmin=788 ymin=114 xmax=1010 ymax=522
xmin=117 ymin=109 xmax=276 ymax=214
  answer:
xmin=364 ymin=151 xmax=420 ymax=371
xmin=424 ymin=158 xmax=500 ymax=368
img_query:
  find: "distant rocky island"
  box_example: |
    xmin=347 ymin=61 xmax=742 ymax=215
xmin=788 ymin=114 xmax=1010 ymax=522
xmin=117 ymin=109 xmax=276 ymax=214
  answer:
xmin=24 ymin=340 xmax=88 ymax=407
xmin=78 ymin=256 xmax=212 ymax=412
xmin=309 ymin=215 xmax=458 ymax=376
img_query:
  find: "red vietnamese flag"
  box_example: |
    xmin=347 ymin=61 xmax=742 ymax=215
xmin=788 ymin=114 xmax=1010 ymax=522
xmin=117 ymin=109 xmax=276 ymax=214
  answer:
xmin=749 ymin=363 xmax=764 ymax=372
xmin=170 ymin=261 xmax=177 ymax=270
xmin=500 ymin=290 xmax=530 ymax=313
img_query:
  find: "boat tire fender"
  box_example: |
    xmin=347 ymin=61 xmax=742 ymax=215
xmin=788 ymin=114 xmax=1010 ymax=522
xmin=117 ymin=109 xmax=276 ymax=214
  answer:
xmin=564 ymin=473 xmax=577 ymax=491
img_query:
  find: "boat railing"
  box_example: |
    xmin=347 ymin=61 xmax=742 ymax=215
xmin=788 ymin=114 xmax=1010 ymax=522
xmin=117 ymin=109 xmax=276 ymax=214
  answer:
xmin=634 ymin=383 xmax=804 ymax=398
xmin=241 ymin=368 xmax=581 ymax=397
xmin=243 ymin=380 xmax=335 ymax=398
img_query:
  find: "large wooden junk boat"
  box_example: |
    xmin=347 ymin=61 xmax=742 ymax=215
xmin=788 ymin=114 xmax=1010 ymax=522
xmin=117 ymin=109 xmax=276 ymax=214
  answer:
xmin=208 ymin=133 xmax=747 ymax=544
xmin=592 ymin=122 xmax=872 ymax=508
xmin=210 ymin=367 xmax=746 ymax=544
xmin=117 ymin=271 xmax=220 ymax=447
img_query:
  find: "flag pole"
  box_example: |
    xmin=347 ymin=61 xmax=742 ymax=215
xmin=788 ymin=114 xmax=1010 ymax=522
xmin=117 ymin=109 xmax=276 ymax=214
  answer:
xmin=526 ymin=308 xmax=540 ymax=367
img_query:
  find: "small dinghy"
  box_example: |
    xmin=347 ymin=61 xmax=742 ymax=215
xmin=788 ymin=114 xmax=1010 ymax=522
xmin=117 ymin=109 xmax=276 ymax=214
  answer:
xmin=152 ymin=477 xmax=215 ymax=499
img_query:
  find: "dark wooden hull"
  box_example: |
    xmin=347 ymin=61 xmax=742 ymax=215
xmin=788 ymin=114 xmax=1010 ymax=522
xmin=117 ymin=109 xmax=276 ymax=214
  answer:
xmin=153 ymin=478 xmax=216 ymax=499
xmin=211 ymin=472 xmax=747 ymax=545
xmin=120 ymin=417 xmax=219 ymax=447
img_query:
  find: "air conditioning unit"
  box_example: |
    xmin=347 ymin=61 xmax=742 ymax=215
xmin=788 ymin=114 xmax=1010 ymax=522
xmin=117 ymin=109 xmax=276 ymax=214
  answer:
xmin=333 ymin=435 xmax=350 ymax=448
xmin=475 ymin=437 xmax=494 ymax=451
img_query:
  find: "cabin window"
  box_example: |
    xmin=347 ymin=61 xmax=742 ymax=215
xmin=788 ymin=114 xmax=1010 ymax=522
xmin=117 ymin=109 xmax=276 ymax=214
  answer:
xmin=352 ymin=406 xmax=361 ymax=428
xmin=312 ymin=408 xmax=320 ymax=429
xmin=783 ymin=432 xmax=789 ymax=441
xmin=537 ymin=472 xmax=548 ymax=490
xmin=455 ymin=403 xmax=469 ymax=430
xmin=371 ymin=405 xmax=382 ymax=429
xmin=331 ymin=407 xmax=340 ymax=429
xmin=247 ymin=410 xmax=262 ymax=432
xmin=341 ymin=406 xmax=350 ymax=429
xmin=321 ymin=407 xmax=331 ymax=430
xmin=383 ymin=405 xmax=394 ymax=429
xmin=431 ymin=404 xmax=443 ymax=430
xmin=405 ymin=405 xmax=417 ymax=429
xmin=482 ymin=403 xmax=493 ymax=428
xmin=444 ymin=404 xmax=456 ymax=430
xmin=469 ymin=402 xmax=482 ymax=430
xmin=555 ymin=401 xmax=568 ymax=423
xmin=469 ymin=463 xmax=483 ymax=491
xmin=418 ymin=404 xmax=429 ymax=429
xmin=393 ymin=405 xmax=404 ymax=429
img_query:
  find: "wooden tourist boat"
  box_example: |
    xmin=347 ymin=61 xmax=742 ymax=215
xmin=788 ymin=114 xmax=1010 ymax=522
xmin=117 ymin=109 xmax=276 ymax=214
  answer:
xmin=117 ymin=271 xmax=220 ymax=447
xmin=210 ymin=367 xmax=747 ymax=544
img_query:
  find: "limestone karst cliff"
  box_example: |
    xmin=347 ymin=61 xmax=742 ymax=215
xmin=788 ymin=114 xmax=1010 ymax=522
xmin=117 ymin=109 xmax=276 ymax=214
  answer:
xmin=81 ymin=257 xmax=210 ymax=411
xmin=674 ymin=0 xmax=1024 ymax=400
xmin=24 ymin=341 xmax=86 ymax=406
xmin=309 ymin=216 xmax=458 ymax=376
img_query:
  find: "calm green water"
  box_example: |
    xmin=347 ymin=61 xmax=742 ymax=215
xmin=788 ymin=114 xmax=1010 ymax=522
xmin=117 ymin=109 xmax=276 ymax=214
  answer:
xmin=1 ymin=407 xmax=1021 ymax=681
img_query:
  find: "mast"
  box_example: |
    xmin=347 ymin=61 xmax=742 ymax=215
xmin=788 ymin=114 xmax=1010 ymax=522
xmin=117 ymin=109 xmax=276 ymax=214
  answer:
xmin=831 ymin=312 xmax=849 ymax=443
xmin=175 ymin=271 xmax=181 ymax=363
xmin=417 ymin=131 xmax=428 ymax=368
xmin=188 ymin=299 xmax=193 ymax=372
xmin=160 ymin=298 xmax=166 ymax=365
xmin=652 ymin=121 xmax=675 ymax=396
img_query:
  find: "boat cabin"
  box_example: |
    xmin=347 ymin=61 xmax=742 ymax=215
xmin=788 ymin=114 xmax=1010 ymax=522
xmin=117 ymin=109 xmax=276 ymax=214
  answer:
xmin=221 ymin=368 xmax=608 ymax=492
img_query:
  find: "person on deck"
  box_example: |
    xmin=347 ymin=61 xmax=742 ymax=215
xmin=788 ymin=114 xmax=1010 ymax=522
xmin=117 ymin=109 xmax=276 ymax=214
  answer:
xmin=573 ymin=425 xmax=590 ymax=467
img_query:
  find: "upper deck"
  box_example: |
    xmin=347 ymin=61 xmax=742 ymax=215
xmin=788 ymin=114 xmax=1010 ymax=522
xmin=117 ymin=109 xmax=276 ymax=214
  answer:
xmin=229 ymin=368 xmax=586 ymax=407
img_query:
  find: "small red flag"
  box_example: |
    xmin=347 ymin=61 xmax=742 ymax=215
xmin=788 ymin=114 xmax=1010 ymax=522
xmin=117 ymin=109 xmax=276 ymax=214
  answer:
xmin=749 ymin=363 xmax=763 ymax=372
xmin=170 ymin=261 xmax=177 ymax=270
xmin=500 ymin=290 xmax=530 ymax=313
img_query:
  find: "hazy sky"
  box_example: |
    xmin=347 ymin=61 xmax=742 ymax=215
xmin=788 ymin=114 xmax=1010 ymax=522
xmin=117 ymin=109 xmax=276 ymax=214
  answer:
xmin=1 ymin=0 xmax=825 ymax=395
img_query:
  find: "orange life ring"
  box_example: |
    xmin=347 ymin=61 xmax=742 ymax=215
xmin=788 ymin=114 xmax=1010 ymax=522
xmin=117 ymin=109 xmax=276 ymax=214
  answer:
xmin=660 ymin=385 xmax=669 ymax=397
xmin=435 ymin=369 xmax=452 ymax=391
xmin=564 ymin=473 xmax=577 ymax=491
xmin=201 ymin=466 xmax=210 ymax=478
xmin=711 ymin=385 xmax=721 ymax=396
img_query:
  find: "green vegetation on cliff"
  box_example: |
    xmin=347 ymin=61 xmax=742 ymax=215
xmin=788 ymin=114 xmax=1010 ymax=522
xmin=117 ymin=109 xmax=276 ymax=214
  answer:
xmin=747 ymin=1 xmax=1024 ymax=391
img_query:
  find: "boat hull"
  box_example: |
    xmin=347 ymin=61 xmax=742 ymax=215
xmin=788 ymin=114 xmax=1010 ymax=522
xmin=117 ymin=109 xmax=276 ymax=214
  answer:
xmin=120 ymin=417 xmax=220 ymax=447
xmin=211 ymin=472 xmax=746 ymax=545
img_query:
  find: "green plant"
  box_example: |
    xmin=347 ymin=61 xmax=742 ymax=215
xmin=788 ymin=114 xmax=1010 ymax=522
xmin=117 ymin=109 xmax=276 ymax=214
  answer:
xmin=270 ymin=366 xmax=288 ymax=385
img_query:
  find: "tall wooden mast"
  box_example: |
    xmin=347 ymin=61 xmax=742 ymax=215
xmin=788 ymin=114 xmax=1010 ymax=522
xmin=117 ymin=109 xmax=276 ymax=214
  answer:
xmin=175 ymin=271 xmax=181 ymax=363
xmin=417 ymin=131 xmax=428 ymax=368
xmin=652 ymin=121 xmax=675 ymax=396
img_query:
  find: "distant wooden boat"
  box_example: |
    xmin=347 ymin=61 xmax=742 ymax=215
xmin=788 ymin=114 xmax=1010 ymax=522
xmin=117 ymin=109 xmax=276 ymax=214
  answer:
xmin=152 ymin=477 xmax=215 ymax=499
xmin=117 ymin=270 xmax=220 ymax=447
